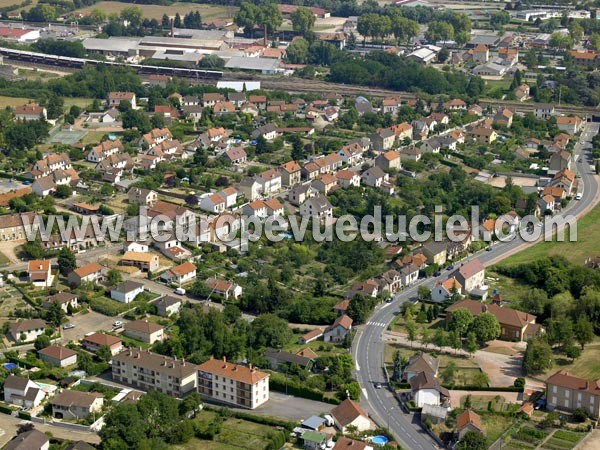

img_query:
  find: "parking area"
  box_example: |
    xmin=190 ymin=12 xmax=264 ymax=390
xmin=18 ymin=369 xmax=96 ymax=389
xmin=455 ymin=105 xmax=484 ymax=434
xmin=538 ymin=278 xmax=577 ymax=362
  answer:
xmin=231 ymin=391 xmax=333 ymax=422
xmin=60 ymin=310 xmax=119 ymax=343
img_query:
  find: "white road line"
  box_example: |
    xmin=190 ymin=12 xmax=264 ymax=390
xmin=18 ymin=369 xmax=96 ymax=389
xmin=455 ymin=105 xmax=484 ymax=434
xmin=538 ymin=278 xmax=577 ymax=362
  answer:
xmin=362 ymin=388 xmax=368 ymax=400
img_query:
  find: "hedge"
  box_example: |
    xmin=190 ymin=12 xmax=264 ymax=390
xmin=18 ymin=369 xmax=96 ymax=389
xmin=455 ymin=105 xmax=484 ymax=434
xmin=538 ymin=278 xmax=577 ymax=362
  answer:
xmin=0 ymin=405 xmax=12 ymax=415
xmin=441 ymin=385 xmax=524 ymax=392
xmin=269 ymin=375 xmax=340 ymax=405
xmin=17 ymin=411 xmax=31 ymax=420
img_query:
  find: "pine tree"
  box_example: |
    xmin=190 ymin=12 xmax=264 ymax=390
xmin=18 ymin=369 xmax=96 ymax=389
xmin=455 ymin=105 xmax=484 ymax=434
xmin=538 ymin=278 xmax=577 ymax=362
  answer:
xmin=174 ymin=13 xmax=181 ymax=28
xmin=392 ymin=350 xmax=402 ymax=381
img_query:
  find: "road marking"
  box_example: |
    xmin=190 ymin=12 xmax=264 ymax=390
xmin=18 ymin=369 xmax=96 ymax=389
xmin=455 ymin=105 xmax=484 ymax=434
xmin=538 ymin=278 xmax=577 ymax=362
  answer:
xmin=362 ymin=388 xmax=368 ymax=400
xmin=355 ymin=360 xmax=360 ymax=371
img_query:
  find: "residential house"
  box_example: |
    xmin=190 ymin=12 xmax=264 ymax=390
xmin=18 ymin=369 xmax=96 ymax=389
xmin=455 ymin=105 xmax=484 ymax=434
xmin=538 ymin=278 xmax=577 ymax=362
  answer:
xmin=252 ymin=123 xmax=279 ymax=141
xmin=534 ymin=104 xmax=555 ymax=120
xmin=330 ymin=398 xmax=375 ymax=434
xmin=498 ymin=47 xmax=518 ymax=65
xmin=431 ymin=277 xmax=462 ymax=303
xmin=422 ymin=241 xmax=447 ymax=266
xmin=382 ymin=97 xmax=401 ymax=115
xmin=264 ymin=348 xmax=314 ymax=371
xmin=3 ymin=430 xmax=49 ymax=450
xmin=265 ymin=198 xmax=284 ymax=217
xmin=197 ymin=356 xmax=270 ymax=409
xmin=38 ymin=345 xmax=78 ymax=368
xmin=403 ymin=353 xmax=439 ymax=382
xmin=370 ymin=128 xmax=396 ymax=152
xmin=44 ymin=292 xmax=78 ymax=313
xmin=375 ymin=151 xmax=402 ymax=172
xmin=256 ymin=169 xmax=282 ymax=195
xmin=248 ymin=95 xmax=267 ymax=109
xmin=67 ymin=262 xmax=103 ymax=286
xmin=152 ymin=295 xmax=182 ymax=317
xmin=142 ymin=128 xmax=172 ymax=149
xmin=539 ymin=194 xmax=556 ymax=212
xmin=361 ymin=166 xmax=388 ymax=188
xmin=243 ymin=200 xmax=268 ymax=218
xmin=200 ymin=193 xmax=226 ymax=214
xmin=128 ymin=188 xmax=158 ymax=207
xmin=312 ymin=173 xmax=338 ymax=194
xmin=182 ymin=104 xmax=203 ymax=122
xmin=548 ymin=150 xmax=572 ymax=176
xmin=546 ymin=371 xmax=600 ymax=418
xmin=423 ymin=137 xmax=441 ymax=154
xmin=301 ymin=431 xmax=332 ymax=450
xmin=206 ymin=278 xmax=243 ymax=300
xmin=123 ymin=320 xmax=165 ymax=344
xmin=82 ymin=332 xmax=123 ymax=356
xmin=202 ymin=93 xmax=225 ymax=108
xmin=323 ymin=314 xmax=353 ymax=343
xmin=3 ymin=375 xmax=45 ymax=408
xmin=457 ymin=409 xmax=484 ymax=438
xmin=335 ymin=169 xmax=361 ymax=188
xmin=444 ymin=99 xmax=467 ymax=111
xmin=123 ymin=241 xmax=149 ymax=253
xmin=108 ymin=91 xmax=136 ymax=109
xmin=110 ymin=281 xmax=145 ymax=304
xmin=568 ymin=50 xmax=598 ymax=67
xmin=494 ymin=108 xmax=514 ymax=128
xmin=240 ymin=102 xmax=259 ymax=117
xmin=213 ymin=101 xmax=236 ymax=115
xmin=219 ymin=187 xmax=238 ymax=208
xmin=0 ymin=212 xmax=35 ymax=241
xmin=338 ymin=144 xmax=364 ymax=166
xmin=280 ymin=161 xmax=302 ymax=186
xmin=289 ymin=184 xmax=318 ymax=206
xmin=51 ymin=390 xmax=103 ymax=420
xmin=472 ymin=44 xmax=489 ymax=63
xmin=390 ymin=122 xmax=414 ymax=142
xmin=121 ymin=252 xmax=159 ymax=272
xmin=227 ymin=91 xmax=246 ymax=107
xmin=87 ymin=140 xmax=124 ymax=164
xmin=410 ymin=370 xmax=450 ymax=407
xmin=14 ymin=103 xmax=47 ymax=121
xmin=556 ymin=116 xmax=584 ymax=135
xmin=9 ymin=319 xmax=46 ymax=342
xmin=550 ymin=169 xmax=575 ymax=196
xmin=453 ymin=258 xmax=485 ymax=295
xmin=298 ymin=329 xmax=324 ymax=345
xmin=112 ymin=349 xmax=197 ymax=396
xmin=472 ymin=127 xmax=497 ymax=144
xmin=160 ymin=261 xmax=197 ymax=285
xmin=399 ymin=264 xmax=419 ymax=287
xmin=32 ymin=176 xmax=56 ymax=197
xmin=28 ymin=260 xmax=52 ymax=287
xmin=514 ymin=84 xmax=530 ymax=101
xmin=332 ymin=437 xmax=372 ymax=450
xmin=446 ymin=299 xmax=540 ymax=341
xmin=299 ymin=195 xmax=333 ymax=222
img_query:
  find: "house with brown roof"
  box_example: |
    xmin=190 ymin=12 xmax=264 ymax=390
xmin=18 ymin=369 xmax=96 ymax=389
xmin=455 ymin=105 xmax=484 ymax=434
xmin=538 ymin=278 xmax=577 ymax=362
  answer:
xmin=446 ymin=299 xmax=540 ymax=341
xmin=452 ymin=258 xmax=485 ymax=295
xmin=471 ymin=127 xmax=497 ymax=144
xmin=160 ymin=261 xmax=196 ymax=285
xmin=569 ymin=50 xmax=598 ymax=67
xmin=550 ymin=169 xmax=576 ymax=196
xmin=324 ymin=314 xmax=353 ymax=343
xmin=202 ymin=92 xmax=225 ymax=108
xmin=51 ymin=389 xmax=104 ymax=420
xmin=68 ymin=262 xmax=103 ymax=286
xmin=14 ymin=103 xmax=47 ymax=121
xmin=299 ymin=328 xmax=324 ymax=344
xmin=403 ymin=353 xmax=439 ymax=381
xmin=121 ymin=251 xmax=159 ymax=273
xmin=514 ymin=84 xmax=530 ymax=101
xmin=9 ymin=319 xmax=46 ymax=342
xmin=198 ymin=356 xmax=270 ymax=409
xmin=456 ymin=409 xmax=483 ymax=438
xmin=546 ymin=371 xmax=600 ymax=417
xmin=280 ymin=161 xmax=302 ymax=186
xmin=472 ymin=44 xmax=489 ymax=63
xmin=556 ymin=116 xmax=583 ymax=135
xmin=82 ymin=332 xmax=123 ymax=355
xmin=332 ymin=437 xmax=371 ymax=450
xmin=330 ymin=398 xmax=375 ymax=434
xmin=123 ymin=320 xmax=165 ymax=344
xmin=108 ymin=91 xmax=136 ymax=109
xmin=112 ymin=349 xmax=197 ymax=397
xmin=3 ymin=429 xmax=49 ymax=450
xmin=431 ymin=277 xmax=462 ymax=303
xmin=335 ymin=169 xmax=361 ymax=188
xmin=28 ymin=260 xmax=52 ymax=287
xmin=494 ymin=108 xmax=514 ymax=128
xmin=444 ymin=99 xmax=467 ymax=111
xmin=264 ymin=348 xmax=314 ymax=370
xmin=44 ymin=292 xmax=78 ymax=313
xmin=206 ymin=278 xmax=242 ymax=300
xmin=312 ymin=173 xmax=338 ymax=194
xmin=38 ymin=345 xmax=77 ymax=368
xmin=410 ymin=370 xmax=450 ymax=407
xmin=375 ymin=151 xmax=402 ymax=171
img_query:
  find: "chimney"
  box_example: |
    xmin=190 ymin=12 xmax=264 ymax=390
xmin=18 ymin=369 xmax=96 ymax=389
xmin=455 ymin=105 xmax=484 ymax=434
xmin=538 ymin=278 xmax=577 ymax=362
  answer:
xmin=39 ymin=264 xmax=43 ymax=270
xmin=222 ymin=356 xmax=226 ymax=362
xmin=249 ymin=363 xmax=253 ymax=370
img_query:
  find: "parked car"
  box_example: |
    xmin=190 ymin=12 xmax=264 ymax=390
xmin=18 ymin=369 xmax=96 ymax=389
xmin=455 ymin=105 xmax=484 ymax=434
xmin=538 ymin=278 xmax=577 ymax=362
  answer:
xmin=62 ymin=323 xmax=75 ymax=330
xmin=112 ymin=320 xmax=123 ymax=328
xmin=175 ymin=287 xmax=186 ymax=295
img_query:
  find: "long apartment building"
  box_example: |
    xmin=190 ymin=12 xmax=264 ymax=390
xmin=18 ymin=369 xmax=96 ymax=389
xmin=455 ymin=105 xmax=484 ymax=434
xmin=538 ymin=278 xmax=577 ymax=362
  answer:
xmin=197 ymin=357 xmax=269 ymax=409
xmin=111 ymin=349 xmax=197 ymax=397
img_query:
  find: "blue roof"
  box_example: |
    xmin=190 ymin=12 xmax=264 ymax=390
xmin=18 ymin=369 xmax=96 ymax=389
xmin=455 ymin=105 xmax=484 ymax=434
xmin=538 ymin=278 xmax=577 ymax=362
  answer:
xmin=302 ymin=415 xmax=325 ymax=430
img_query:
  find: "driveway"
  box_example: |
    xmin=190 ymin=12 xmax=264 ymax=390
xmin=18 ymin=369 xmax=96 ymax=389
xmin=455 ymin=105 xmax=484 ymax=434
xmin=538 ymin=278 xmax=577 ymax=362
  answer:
xmin=60 ymin=310 xmax=119 ymax=343
xmin=230 ymin=391 xmax=334 ymax=422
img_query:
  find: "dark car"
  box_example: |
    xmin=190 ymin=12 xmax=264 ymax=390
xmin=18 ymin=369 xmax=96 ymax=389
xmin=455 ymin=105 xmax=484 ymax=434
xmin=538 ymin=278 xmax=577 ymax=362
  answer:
xmin=446 ymin=265 xmax=454 ymax=271
xmin=486 ymin=246 xmax=493 ymax=252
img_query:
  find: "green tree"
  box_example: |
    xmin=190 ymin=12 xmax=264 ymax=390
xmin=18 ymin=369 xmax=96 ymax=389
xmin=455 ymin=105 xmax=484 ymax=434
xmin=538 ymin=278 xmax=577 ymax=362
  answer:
xmin=466 ymin=331 xmax=477 ymax=357
xmin=391 ymin=16 xmax=419 ymax=45
xmin=250 ymin=314 xmax=292 ymax=348
xmin=574 ymin=317 xmax=594 ymax=350
xmin=549 ymin=32 xmax=573 ymax=50
xmin=568 ymin=22 xmax=584 ymax=43
xmin=120 ymin=6 xmax=143 ymax=27
xmin=425 ymin=21 xmax=454 ymax=43
xmin=448 ymin=308 xmax=473 ymax=336
xmin=471 ymin=312 xmax=501 ymax=344
xmin=441 ymin=361 xmax=457 ymax=387
xmin=97 ymin=345 xmax=113 ymax=363
xmin=106 ymin=269 xmax=122 ymax=286
xmin=34 ymin=334 xmax=50 ymax=350
xmin=457 ymin=430 xmax=487 ymax=450
xmin=420 ymin=327 xmax=430 ymax=348
xmin=291 ymin=7 xmax=315 ymax=38
xmin=46 ymin=301 xmax=65 ymax=328
xmin=57 ymin=247 xmax=76 ymax=276
xmin=591 ymin=33 xmax=600 ymax=51
xmin=433 ymin=328 xmax=446 ymax=351
xmin=473 ymin=370 xmax=489 ymax=388
xmin=522 ymin=337 xmax=553 ymax=375
xmin=55 ymin=184 xmax=71 ymax=199
xmin=286 ymin=38 xmax=309 ymax=64
xmin=448 ymin=329 xmax=461 ymax=354
xmin=235 ymin=2 xmax=260 ymax=36
xmin=392 ymin=350 xmax=402 ymax=381
xmin=406 ymin=318 xmax=417 ymax=347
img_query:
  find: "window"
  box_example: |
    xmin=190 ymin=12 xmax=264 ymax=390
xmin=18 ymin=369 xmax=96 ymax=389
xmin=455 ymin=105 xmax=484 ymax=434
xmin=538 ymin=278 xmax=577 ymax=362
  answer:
xmin=553 ymin=386 xmax=557 ymax=394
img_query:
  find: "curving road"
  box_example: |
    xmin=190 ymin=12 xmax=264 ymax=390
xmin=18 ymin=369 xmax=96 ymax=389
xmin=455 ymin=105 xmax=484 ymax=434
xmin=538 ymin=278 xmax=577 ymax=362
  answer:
xmin=352 ymin=123 xmax=599 ymax=450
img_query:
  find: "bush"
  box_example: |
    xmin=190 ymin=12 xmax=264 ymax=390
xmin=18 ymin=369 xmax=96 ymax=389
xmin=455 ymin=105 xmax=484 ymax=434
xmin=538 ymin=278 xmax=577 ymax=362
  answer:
xmin=572 ymin=408 xmax=588 ymax=423
xmin=514 ymin=377 xmax=526 ymax=388
xmin=269 ymin=373 xmax=340 ymax=405
xmin=0 ymin=405 xmax=12 ymax=414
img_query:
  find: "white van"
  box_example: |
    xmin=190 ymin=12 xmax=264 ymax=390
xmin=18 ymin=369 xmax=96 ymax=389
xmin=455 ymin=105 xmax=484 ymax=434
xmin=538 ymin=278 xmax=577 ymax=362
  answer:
xmin=175 ymin=287 xmax=186 ymax=295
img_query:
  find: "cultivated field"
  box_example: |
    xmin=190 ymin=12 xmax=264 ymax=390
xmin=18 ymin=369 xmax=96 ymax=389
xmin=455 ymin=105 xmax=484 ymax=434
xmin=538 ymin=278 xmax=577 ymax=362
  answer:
xmin=71 ymin=1 xmax=235 ymax=21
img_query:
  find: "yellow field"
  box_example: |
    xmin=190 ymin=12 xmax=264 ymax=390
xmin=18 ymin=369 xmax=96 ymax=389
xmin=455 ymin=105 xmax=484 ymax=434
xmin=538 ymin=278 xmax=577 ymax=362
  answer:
xmin=71 ymin=1 xmax=235 ymax=21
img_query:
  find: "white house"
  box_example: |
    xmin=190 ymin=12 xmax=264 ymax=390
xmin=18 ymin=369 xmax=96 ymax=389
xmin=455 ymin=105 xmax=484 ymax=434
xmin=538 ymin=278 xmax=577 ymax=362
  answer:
xmin=330 ymin=399 xmax=376 ymax=434
xmin=200 ymin=193 xmax=226 ymax=214
xmin=323 ymin=314 xmax=353 ymax=343
xmin=218 ymin=187 xmax=238 ymax=208
xmin=110 ymin=281 xmax=145 ymax=303
xmin=410 ymin=370 xmax=450 ymax=407
xmin=160 ymin=261 xmax=197 ymax=285
xmin=123 ymin=241 xmax=149 ymax=253
xmin=431 ymin=277 xmax=462 ymax=303
xmin=3 ymin=375 xmax=45 ymax=409
xmin=9 ymin=319 xmax=46 ymax=342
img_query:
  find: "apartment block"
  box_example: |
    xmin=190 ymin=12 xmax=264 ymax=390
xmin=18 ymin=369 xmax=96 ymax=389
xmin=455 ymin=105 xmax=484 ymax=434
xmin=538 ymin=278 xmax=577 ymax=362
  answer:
xmin=197 ymin=357 xmax=269 ymax=409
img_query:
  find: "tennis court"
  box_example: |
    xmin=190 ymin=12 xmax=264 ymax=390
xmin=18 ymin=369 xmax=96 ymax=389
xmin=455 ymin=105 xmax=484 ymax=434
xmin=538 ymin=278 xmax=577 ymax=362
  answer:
xmin=47 ymin=128 xmax=86 ymax=145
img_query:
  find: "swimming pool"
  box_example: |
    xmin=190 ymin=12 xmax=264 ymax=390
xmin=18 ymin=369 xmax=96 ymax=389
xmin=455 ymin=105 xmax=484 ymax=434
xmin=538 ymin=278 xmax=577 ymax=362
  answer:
xmin=372 ymin=436 xmax=389 ymax=446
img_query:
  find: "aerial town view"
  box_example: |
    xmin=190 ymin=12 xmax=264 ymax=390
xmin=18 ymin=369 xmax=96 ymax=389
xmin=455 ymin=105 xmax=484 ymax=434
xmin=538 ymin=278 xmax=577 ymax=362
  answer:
xmin=0 ymin=0 xmax=597 ymax=449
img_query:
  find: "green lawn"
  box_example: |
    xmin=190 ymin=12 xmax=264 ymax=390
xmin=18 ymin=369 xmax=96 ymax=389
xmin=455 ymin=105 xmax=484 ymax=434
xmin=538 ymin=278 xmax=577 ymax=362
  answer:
xmin=482 ymin=414 xmax=518 ymax=447
xmin=530 ymin=343 xmax=600 ymax=383
xmin=496 ymin=202 xmax=600 ymax=268
xmin=0 ymin=251 xmax=10 ymax=267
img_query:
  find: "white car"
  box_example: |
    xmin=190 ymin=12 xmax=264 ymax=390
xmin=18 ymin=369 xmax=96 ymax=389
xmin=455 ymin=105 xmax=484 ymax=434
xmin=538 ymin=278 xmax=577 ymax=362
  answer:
xmin=112 ymin=320 xmax=123 ymax=328
xmin=175 ymin=287 xmax=186 ymax=295
xmin=575 ymin=193 xmax=583 ymax=200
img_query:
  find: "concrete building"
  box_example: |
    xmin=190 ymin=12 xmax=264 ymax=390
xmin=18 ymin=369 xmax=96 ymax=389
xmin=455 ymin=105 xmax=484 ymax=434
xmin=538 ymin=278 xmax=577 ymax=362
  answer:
xmin=197 ymin=356 xmax=270 ymax=409
xmin=9 ymin=319 xmax=46 ymax=342
xmin=51 ymin=390 xmax=103 ymax=420
xmin=38 ymin=345 xmax=78 ymax=368
xmin=112 ymin=349 xmax=197 ymax=397
xmin=330 ymin=399 xmax=375 ymax=434
xmin=123 ymin=320 xmax=165 ymax=344
xmin=110 ymin=281 xmax=145 ymax=304
xmin=546 ymin=371 xmax=600 ymax=418
xmin=3 ymin=375 xmax=45 ymax=409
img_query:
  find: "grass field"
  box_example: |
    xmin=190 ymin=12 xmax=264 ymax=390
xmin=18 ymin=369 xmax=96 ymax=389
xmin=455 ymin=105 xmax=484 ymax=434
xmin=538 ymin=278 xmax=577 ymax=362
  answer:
xmin=495 ymin=202 xmax=600 ymax=268
xmin=531 ymin=344 xmax=600 ymax=383
xmin=72 ymin=1 xmax=234 ymax=21
xmin=0 ymin=96 xmax=93 ymax=110
xmin=175 ymin=411 xmax=276 ymax=450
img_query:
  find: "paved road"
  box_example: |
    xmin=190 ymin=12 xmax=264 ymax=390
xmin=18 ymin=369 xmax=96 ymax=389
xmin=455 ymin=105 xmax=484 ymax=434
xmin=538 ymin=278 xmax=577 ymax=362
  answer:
xmin=352 ymin=123 xmax=600 ymax=450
